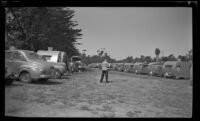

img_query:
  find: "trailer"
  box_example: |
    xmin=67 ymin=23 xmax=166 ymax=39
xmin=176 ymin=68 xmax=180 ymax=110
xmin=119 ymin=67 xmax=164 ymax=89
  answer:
xmin=163 ymin=61 xmax=190 ymax=79
xmin=148 ymin=62 xmax=164 ymax=76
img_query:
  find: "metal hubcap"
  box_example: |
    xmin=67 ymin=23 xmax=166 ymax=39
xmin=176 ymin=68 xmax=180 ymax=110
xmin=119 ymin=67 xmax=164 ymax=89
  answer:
xmin=21 ymin=73 xmax=30 ymax=82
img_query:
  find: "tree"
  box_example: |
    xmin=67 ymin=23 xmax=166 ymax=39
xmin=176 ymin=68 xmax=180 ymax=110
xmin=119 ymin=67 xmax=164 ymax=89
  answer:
xmin=139 ymin=55 xmax=144 ymax=62
xmin=178 ymin=55 xmax=189 ymax=61
xmin=155 ymin=48 xmax=160 ymax=62
xmin=5 ymin=7 xmax=82 ymax=56
xmin=161 ymin=56 xmax=168 ymax=62
xmin=168 ymin=54 xmax=177 ymax=61
xmin=144 ymin=56 xmax=153 ymax=63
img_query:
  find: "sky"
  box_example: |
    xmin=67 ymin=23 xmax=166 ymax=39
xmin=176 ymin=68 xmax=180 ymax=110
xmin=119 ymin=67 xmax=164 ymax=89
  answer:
xmin=70 ymin=7 xmax=192 ymax=60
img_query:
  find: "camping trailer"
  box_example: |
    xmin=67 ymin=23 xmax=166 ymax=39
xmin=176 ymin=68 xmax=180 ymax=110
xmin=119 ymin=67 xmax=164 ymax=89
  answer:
xmin=37 ymin=50 xmax=67 ymax=78
xmin=129 ymin=62 xmax=145 ymax=74
xmin=139 ymin=63 xmax=150 ymax=75
xmin=124 ymin=63 xmax=134 ymax=72
xmin=148 ymin=62 xmax=164 ymax=76
xmin=163 ymin=61 xmax=190 ymax=79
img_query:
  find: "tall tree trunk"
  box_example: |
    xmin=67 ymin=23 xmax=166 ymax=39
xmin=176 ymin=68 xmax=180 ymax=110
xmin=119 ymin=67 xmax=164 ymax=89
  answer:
xmin=156 ymin=55 xmax=159 ymax=62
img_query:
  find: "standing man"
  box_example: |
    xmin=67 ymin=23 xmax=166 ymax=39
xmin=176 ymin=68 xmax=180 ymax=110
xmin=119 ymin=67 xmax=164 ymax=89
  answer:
xmin=68 ymin=59 xmax=74 ymax=75
xmin=100 ymin=59 xmax=109 ymax=83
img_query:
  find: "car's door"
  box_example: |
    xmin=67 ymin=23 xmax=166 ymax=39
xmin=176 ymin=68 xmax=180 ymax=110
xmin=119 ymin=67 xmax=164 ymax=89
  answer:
xmin=12 ymin=51 xmax=27 ymax=75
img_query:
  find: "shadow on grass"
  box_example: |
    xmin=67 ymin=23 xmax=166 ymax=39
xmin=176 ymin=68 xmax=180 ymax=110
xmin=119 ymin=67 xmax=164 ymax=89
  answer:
xmin=60 ymin=76 xmax=71 ymax=79
xmin=5 ymin=83 xmax=23 ymax=87
xmin=31 ymin=79 xmax=63 ymax=85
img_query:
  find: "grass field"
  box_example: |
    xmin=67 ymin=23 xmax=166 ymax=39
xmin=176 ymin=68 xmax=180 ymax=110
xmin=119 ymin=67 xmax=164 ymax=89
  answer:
xmin=5 ymin=68 xmax=192 ymax=117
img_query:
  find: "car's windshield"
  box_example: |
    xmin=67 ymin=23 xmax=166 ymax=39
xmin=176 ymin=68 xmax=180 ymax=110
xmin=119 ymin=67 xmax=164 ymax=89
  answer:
xmin=26 ymin=51 xmax=45 ymax=61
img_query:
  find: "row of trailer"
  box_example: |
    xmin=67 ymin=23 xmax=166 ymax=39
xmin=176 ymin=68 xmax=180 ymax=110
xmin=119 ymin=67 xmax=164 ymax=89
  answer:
xmin=89 ymin=61 xmax=192 ymax=79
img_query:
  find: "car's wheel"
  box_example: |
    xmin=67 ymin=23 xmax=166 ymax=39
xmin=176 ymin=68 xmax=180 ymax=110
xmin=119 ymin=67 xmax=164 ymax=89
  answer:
xmin=19 ymin=72 xmax=31 ymax=83
xmin=55 ymin=70 xmax=62 ymax=79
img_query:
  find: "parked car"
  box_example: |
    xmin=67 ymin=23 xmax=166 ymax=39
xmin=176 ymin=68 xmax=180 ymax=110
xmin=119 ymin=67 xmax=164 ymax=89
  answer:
xmin=163 ymin=61 xmax=190 ymax=79
xmin=5 ymin=50 xmax=54 ymax=83
xmin=148 ymin=62 xmax=164 ymax=76
xmin=37 ymin=50 xmax=67 ymax=78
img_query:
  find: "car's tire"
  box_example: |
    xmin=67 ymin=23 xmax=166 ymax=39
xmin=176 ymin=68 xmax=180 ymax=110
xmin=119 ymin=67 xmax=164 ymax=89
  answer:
xmin=19 ymin=72 xmax=31 ymax=83
xmin=55 ymin=70 xmax=62 ymax=79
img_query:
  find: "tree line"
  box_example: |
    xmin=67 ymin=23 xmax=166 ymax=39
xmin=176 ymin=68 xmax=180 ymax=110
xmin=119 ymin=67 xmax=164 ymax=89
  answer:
xmin=80 ymin=48 xmax=192 ymax=64
xmin=5 ymin=7 xmax=82 ymax=57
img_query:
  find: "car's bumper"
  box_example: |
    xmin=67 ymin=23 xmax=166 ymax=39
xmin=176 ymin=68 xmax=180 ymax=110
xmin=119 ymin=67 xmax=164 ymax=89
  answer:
xmin=164 ymin=72 xmax=176 ymax=78
xmin=39 ymin=74 xmax=53 ymax=79
xmin=31 ymin=72 xmax=53 ymax=80
xmin=5 ymin=73 xmax=18 ymax=80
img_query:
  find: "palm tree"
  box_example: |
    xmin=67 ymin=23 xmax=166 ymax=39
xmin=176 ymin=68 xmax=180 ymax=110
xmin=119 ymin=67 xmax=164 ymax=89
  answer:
xmin=155 ymin=48 xmax=160 ymax=62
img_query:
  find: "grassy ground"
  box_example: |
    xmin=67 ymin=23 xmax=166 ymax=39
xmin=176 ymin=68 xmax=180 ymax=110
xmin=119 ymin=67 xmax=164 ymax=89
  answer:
xmin=5 ymin=68 xmax=192 ymax=117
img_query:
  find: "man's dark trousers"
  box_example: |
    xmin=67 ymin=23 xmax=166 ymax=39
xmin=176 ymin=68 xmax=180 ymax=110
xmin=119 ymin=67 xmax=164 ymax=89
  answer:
xmin=100 ymin=70 xmax=108 ymax=83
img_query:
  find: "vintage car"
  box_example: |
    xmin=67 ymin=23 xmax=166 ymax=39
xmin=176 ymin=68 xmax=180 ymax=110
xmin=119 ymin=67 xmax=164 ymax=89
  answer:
xmin=71 ymin=56 xmax=85 ymax=72
xmin=37 ymin=50 xmax=67 ymax=78
xmin=163 ymin=61 xmax=191 ymax=79
xmin=5 ymin=50 xmax=54 ymax=83
xmin=147 ymin=62 xmax=164 ymax=76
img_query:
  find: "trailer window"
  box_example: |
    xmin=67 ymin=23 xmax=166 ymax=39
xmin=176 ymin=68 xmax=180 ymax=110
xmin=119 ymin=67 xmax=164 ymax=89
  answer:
xmin=42 ymin=55 xmax=52 ymax=61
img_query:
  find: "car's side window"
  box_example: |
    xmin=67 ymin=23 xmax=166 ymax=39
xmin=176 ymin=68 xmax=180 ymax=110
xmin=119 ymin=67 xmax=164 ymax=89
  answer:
xmin=13 ymin=52 xmax=26 ymax=61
